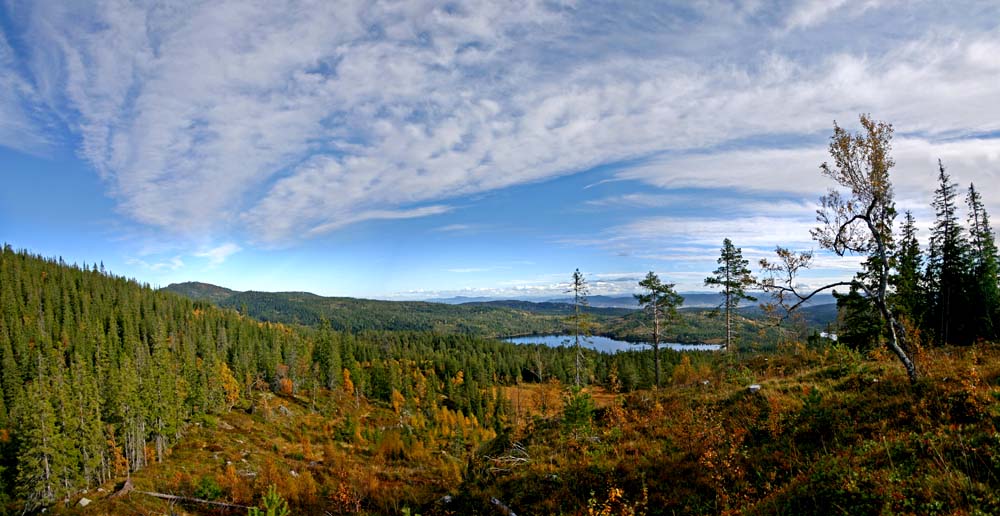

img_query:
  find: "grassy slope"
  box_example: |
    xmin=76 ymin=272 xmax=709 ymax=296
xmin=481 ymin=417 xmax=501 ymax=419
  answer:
xmin=73 ymin=344 xmax=1000 ymax=516
xmin=458 ymin=344 xmax=1000 ymax=515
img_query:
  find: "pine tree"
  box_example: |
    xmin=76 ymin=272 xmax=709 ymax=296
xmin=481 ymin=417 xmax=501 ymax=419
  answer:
xmin=966 ymin=182 xmax=1000 ymax=340
xmin=705 ymin=239 xmax=756 ymax=352
xmin=634 ymin=272 xmax=683 ymax=387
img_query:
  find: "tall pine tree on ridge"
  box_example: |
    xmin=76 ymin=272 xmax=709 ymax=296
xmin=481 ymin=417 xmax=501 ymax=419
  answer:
xmin=705 ymin=238 xmax=756 ymax=352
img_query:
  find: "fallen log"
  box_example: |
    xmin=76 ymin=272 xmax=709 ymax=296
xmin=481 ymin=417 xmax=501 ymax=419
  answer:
xmin=136 ymin=490 xmax=250 ymax=510
xmin=490 ymin=497 xmax=517 ymax=516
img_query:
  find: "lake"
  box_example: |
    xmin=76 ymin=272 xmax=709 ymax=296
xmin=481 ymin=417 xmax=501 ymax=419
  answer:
xmin=504 ymin=334 xmax=722 ymax=354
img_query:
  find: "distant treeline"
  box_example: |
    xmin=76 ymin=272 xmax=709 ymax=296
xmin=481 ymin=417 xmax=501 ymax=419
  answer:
xmin=163 ymin=283 xmax=597 ymax=336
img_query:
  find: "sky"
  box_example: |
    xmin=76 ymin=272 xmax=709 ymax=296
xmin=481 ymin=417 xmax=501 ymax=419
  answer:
xmin=2 ymin=1 xmax=1000 ymax=300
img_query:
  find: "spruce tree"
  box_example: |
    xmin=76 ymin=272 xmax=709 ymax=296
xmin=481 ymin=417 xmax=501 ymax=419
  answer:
xmin=966 ymin=182 xmax=1000 ymax=340
xmin=926 ymin=161 xmax=972 ymax=345
xmin=705 ymin=238 xmax=756 ymax=352
xmin=567 ymin=269 xmax=590 ymax=387
xmin=314 ymin=320 xmax=342 ymax=389
xmin=834 ymin=285 xmax=883 ymax=349
xmin=16 ymin=375 xmax=68 ymax=510
xmin=68 ymin=353 xmax=105 ymax=486
xmin=891 ymin=211 xmax=924 ymax=324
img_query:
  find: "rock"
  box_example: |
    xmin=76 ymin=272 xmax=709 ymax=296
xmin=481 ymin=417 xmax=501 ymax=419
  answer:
xmin=78 ymin=498 xmax=92 ymax=507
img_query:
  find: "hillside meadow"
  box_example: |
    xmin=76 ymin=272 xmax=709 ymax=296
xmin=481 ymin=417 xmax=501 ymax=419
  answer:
xmin=55 ymin=343 xmax=1000 ymax=516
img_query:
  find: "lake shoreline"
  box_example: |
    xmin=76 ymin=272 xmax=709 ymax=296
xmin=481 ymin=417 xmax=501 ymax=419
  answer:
xmin=503 ymin=334 xmax=723 ymax=354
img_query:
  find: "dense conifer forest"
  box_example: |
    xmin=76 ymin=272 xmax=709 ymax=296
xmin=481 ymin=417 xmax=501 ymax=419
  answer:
xmin=0 ymin=246 xmax=682 ymax=513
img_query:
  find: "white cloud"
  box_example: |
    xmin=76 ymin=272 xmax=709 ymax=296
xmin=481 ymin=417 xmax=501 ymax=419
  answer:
xmin=617 ymin=136 xmax=1000 ymax=224
xmin=784 ymin=0 xmax=851 ymax=30
xmin=303 ymin=205 xmax=452 ymax=237
xmin=615 ymin=215 xmax=818 ymax=248
xmin=0 ymin=28 xmax=49 ymax=153
xmin=434 ymin=223 xmax=475 ymax=232
xmin=194 ymin=242 xmax=241 ymax=266
xmin=6 ymin=0 xmax=1000 ymax=246
xmin=783 ymin=0 xmax=892 ymax=31
xmin=391 ymin=273 xmax=649 ymax=300
xmin=584 ymin=193 xmax=694 ymax=209
xmin=126 ymin=255 xmax=184 ymax=272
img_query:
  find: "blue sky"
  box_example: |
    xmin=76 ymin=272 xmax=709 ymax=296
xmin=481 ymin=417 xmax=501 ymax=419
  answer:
xmin=2 ymin=1 xmax=1000 ymax=300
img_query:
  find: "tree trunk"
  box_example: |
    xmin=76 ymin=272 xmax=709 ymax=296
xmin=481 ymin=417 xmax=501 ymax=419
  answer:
xmin=878 ymin=301 xmax=919 ymax=384
xmin=574 ymin=298 xmax=582 ymax=387
xmin=136 ymin=490 xmax=249 ymax=509
xmin=653 ymin=307 xmax=661 ymax=387
xmin=725 ymin=292 xmax=732 ymax=352
xmin=725 ymin=267 xmax=733 ymax=352
xmin=653 ymin=342 xmax=660 ymax=388
xmin=574 ymin=333 xmax=581 ymax=387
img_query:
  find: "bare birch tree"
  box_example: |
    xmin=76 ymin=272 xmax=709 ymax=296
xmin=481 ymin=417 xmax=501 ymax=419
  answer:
xmin=759 ymin=114 xmax=918 ymax=383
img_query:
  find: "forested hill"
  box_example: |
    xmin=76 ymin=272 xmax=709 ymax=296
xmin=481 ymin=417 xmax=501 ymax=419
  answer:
xmin=162 ymin=282 xmax=838 ymax=343
xmin=163 ymin=282 xmax=601 ymax=336
xmin=159 ymin=281 xmax=237 ymax=303
xmin=0 ymin=247 xmax=317 ymax=509
xmin=1 ymin=246 xmax=665 ymax=513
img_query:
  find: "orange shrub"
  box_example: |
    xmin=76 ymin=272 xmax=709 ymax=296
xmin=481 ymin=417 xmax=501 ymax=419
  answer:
xmin=278 ymin=377 xmax=294 ymax=396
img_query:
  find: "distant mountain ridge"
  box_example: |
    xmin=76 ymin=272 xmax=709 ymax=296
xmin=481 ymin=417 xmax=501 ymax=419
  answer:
xmin=162 ymin=282 xmax=579 ymax=336
xmin=162 ymin=282 xmax=839 ymax=337
xmin=458 ymin=299 xmax=635 ymax=317
xmin=163 ymin=281 xmax=237 ymax=303
xmin=544 ymin=292 xmax=836 ymax=309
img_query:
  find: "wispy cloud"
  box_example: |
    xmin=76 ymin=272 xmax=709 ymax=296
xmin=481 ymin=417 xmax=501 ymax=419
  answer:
xmin=584 ymin=193 xmax=692 ymax=209
xmin=782 ymin=0 xmax=895 ymax=32
xmin=194 ymin=243 xmax=241 ymax=266
xmin=5 ymin=0 xmax=1000 ymax=248
xmin=616 ymin=136 xmax=1000 ymax=220
xmin=126 ymin=255 xmax=184 ymax=272
xmin=304 ymin=205 xmax=452 ymax=238
xmin=445 ymin=267 xmax=489 ymax=274
xmin=434 ymin=223 xmax=477 ymax=233
xmin=0 ymin=28 xmax=49 ymax=154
